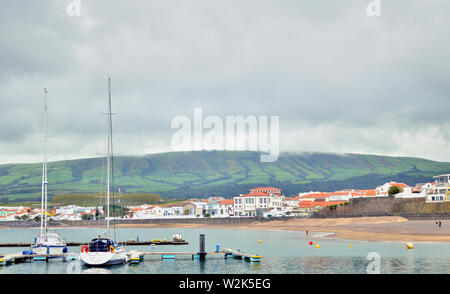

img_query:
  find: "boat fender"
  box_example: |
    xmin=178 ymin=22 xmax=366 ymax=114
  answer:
xmin=81 ymin=245 xmax=89 ymax=253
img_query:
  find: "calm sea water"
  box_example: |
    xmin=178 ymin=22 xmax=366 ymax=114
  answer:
xmin=1 ymin=227 xmax=449 ymax=274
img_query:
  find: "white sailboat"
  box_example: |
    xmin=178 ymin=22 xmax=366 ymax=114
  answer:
xmin=31 ymin=88 xmax=68 ymax=256
xmin=80 ymin=75 xmax=128 ymax=267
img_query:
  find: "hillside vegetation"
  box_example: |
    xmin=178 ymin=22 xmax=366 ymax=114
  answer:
xmin=51 ymin=193 xmax=161 ymax=207
xmin=0 ymin=151 xmax=449 ymax=202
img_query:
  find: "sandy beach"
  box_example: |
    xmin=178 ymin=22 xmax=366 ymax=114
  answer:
xmin=112 ymin=216 xmax=450 ymax=243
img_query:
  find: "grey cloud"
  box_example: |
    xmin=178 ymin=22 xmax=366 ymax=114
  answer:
xmin=0 ymin=0 xmax=449 ymax=163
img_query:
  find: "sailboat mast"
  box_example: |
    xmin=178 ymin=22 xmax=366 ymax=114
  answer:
xmin=41 ymin=88 xmax=49 ymax=238
xmin=106 ymin=75 xmax=112 ymax=238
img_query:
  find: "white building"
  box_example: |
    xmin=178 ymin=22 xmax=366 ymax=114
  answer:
xmin=218 ymin=200 xmax=234 ymax=217
xmin=207 ymin=197 xmax=225 ymax=216
xmin=233 ymin=187 xmax=285 ymax=217
xmin=426 ymin=174 xmax=450 ymax=203
xmin=130 ymin=204 xmax=164 ymax=219
xmin=55 ymin=205 xmax=85 ymax=216
xmin=376 ymin=182 xmax=410 ymax=196
xmin=161 ymin=206 xmax=184 ymax=217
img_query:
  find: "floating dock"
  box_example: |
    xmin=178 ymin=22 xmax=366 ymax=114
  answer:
xmin=0 ymin=234 xmax=261 ymax=267
xmin=224 ymin=248 xmax=262 ymax=262
xmin=125 ymin=250 xmax=227 ymax=262
xmin=0 ymin=253 xmax=70 ymax=265
xmin=124 ymin=249 xmax=260 ymax=264
xmin=0 ymin=240 xmax=188 ymax=247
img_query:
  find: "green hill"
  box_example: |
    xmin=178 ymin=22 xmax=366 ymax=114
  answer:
xmin=0 ymin=151 xmax=449 ymax=202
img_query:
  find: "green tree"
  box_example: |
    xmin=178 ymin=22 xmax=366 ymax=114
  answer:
xmin=388 ymin=186 xmax=403 ymax=197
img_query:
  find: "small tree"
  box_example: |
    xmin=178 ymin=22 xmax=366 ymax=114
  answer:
xmin=82 ymin=214 xmax=93 ymax=221
xmin=388 ymin=186 xmax=403 ymax=197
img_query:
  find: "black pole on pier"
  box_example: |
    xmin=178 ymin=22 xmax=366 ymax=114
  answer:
xmin=198 ymin=234 xmax=207 ymax=260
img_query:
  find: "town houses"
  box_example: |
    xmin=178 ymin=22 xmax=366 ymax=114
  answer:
xmin=233 ymin=187 xmax=285 ymax=217
xmin=0 ymin=175 xmax=446 ymax=221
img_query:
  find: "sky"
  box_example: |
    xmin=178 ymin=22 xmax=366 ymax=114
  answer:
xmin=0 ymin=0 xmax=449 ymax=164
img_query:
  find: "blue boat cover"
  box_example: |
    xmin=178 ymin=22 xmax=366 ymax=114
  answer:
xmin=88 ymin=238 xmax=115 ymax=252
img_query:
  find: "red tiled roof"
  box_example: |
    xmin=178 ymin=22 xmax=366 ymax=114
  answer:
xmin=240 ymin=192 xmax=270 ymax=197
xmin=358 ymin=189 xmax=376 ymax=196
xmin=250 ymin=187 xmax=280 ymax=191
xmin=298 ymin=193 xmax=330 ymax=199
xmin=219 ymin=200 xmax=233 ymax=205
xmin=389 ymin=182 xmax=409 ymax=188
xmin=313 ymin=201 xmax=347 ymax=207
xmin=299 ymin=201 xmax=314 ymax=208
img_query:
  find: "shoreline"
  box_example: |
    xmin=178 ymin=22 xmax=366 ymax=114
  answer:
xmin=2 ymin=216 xmax=450 ymax=243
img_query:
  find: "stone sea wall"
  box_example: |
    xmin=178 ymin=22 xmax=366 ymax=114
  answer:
xmin=314 ymin=197 xmax=450 ymax=219
xmin=0 ymin=216 xmax=283 ymax=228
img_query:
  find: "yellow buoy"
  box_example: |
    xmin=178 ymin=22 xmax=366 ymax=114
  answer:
xmin=350 ymin=244 xmax=352 ymax=248
xmin=315 ymin=243 xmax=320 ymax=248
xmin=258 ymin=240 xmax=263 ymax=243
xmin=406 ymin=242 xmax=414 ymax=249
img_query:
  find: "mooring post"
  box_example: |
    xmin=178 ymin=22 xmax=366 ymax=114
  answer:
xmin=198 ymin=234 xmax=207 ymax=260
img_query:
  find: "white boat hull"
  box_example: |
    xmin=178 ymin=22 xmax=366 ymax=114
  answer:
xmin=31 ymin=245 xmax=67 ymax=255
xmin=80 ymin=251 xmax=127 ymax=267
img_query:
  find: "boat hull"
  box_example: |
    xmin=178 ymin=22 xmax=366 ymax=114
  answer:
xmin=80 ymin=251 xmax=127 ymax=267
xmin=31 ymin=245 xmax=67 ymax=256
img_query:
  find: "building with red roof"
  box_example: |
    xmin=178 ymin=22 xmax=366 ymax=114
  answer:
xmin=376 ymin=182 xmax=410 ymax=196
xmin=233 ymin=187 xmax=285 ymax=217
xmin=218 ymin=199 xmax=234 ymax=217
xmin=296 ymin=192 xmax=330 ymax=202
xmin=249 ymin=187 xmax=281 ymax=196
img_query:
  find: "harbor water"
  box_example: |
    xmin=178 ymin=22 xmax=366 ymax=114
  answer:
xmin=1 ymin=227 xmax=450 ymax=274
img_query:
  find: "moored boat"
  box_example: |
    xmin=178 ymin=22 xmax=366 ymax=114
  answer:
xmin=30 ymin=88 xmax=67 ymax=257
xmin=80 ymin=74 xmax=127 ymax=267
